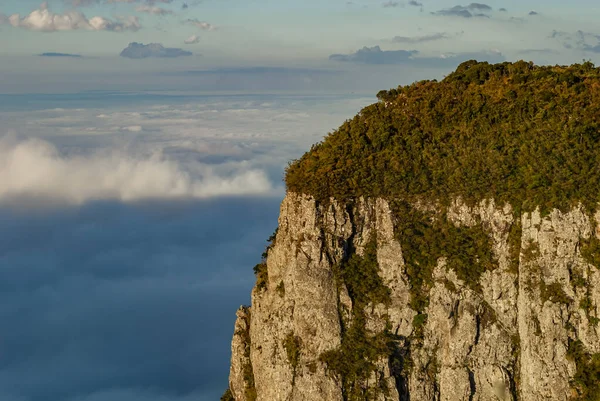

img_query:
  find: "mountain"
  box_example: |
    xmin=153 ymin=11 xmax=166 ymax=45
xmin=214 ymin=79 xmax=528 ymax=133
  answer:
xmin=223 ymin=61 xmax=600 ymax=401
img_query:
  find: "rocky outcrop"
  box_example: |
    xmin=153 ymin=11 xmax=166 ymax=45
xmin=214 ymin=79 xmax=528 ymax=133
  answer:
xmin=226 ymin=192 xmax=600 ymax=401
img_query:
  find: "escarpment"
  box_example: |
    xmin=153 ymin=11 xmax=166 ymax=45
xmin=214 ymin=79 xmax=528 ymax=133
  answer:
xmin=223 ymin=61 xmax=600 ymax=400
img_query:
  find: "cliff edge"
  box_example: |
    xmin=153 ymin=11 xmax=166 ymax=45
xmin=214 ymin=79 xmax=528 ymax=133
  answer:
xmin=223 ymin=61 xmax=600 ymax=401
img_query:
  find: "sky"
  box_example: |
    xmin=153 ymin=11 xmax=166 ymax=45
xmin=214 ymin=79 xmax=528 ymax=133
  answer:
xmin=3 ymin=0 xmax=600 ymax=93
xmin=2 ymin=1 xmax=600 ymax=401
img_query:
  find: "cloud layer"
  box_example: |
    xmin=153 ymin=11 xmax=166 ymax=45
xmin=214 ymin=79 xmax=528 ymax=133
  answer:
xmin=0 ymin=195 xmax=281 ymax=401
xmin=0 ymin=138 xmax=272 ymax=204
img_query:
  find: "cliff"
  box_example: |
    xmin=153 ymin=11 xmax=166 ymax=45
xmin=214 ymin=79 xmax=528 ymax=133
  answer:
xmin=223 ymin=61 xmax=600 ymax=400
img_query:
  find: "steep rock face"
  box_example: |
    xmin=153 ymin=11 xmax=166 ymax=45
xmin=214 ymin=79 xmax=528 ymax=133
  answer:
xmin=227 ymin=193 xmax=600 ymax=401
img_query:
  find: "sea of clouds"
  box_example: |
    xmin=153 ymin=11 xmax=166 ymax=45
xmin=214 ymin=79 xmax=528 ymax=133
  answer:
xmin=0 ymin=93 xmax=371 ymax=401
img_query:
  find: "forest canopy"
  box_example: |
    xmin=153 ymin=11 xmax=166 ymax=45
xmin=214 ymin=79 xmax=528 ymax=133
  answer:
xmin=285 ymin=60 xmax=600 ymax=212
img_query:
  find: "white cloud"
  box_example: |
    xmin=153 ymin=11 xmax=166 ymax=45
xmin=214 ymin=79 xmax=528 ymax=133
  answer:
xmin=0 ymin=137 xmax=273 ymax=204
xmin=185 ymin=18 xmax=216 ymax=31
xmin=4 ymin=2 xmax=140 ymax=32
xmin=184 ymin=34 xmax=200 ymax=44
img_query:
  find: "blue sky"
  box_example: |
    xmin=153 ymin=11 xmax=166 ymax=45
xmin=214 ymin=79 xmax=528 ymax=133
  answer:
xmin=3 ymin=0 xmax=600 ymax=94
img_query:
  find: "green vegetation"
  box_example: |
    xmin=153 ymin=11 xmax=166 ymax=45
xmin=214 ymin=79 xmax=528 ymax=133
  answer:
xmin=336 ymin=237 xmax=391 ymax=308
xmin=573 ymin=270 xmax=600 ymax=326
xmin=283 ymin=332 xmax=302 ymax=383
xmin=276 ymin=280 xmax=285 ymax=297
xmin=253 ymin=228 xmax=279 ymax=292
xmin=581 ymin=235 xmax=600 ymax=270
xmin=286 ymin=60 xmax=600 ymax=214
xmin=567 ymin=339 xmax=600 ymax=400
xmin=540 ymin=281 xmax=571 ymax=305
xmin=220 ymin=389 xmax=235 ymax=401
xmin=235 ymin=308 xmax=257 ymax=401
xmin=253 ymin=262 xmax=268 ymax=291
xmin=389 ymin=200 xmax=496 ymax=339
xmin=521 ymin=239 xmax=540 ymax=264
xmin=507 ymin=219 xmax=522 ymax=275
xmin=320 ymin=237 xmax=400 ymax=400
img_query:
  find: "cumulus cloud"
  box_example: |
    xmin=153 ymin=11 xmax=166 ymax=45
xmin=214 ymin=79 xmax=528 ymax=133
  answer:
xmin=382 ymin=1 xmax=400 ymax=7
xmin=0 ymin=137 xmax=273 ymax=204
xmin=432 ymin=3 xmax=493 ymax=18
xmin=330 ymin=46 xmax=418 ymax=64
xmin=120 ymin=42 xmax=192 ymax=58
xmin=3 ymin=2 xmax=140 ymax=32
xmin=184 ymin=34 xmax=200 ymax=44
xmin=185 ymin=18 xmax=216 ymax=30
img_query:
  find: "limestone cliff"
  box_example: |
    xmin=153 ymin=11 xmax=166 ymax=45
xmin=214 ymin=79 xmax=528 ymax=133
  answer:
xmin=223 ymin=61 xmax=600 ymax=400
xmin=225 ymin=192 xmax=600 ymax=401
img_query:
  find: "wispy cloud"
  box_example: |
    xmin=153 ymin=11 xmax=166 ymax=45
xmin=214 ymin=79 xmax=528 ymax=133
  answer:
xmin=391 ymin=32 xmax=449 ymax=43
xmin=38 ymin=52 xmax=83 ymax=58
xmin=185 ymin=18 xmax=216 ymax=30
xmin=184 ymin=34 xmax=200 ymax=44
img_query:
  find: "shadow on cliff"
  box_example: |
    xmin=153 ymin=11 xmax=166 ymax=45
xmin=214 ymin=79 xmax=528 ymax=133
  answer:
xmin=0 ymin=195 xmax=282 ymax=401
